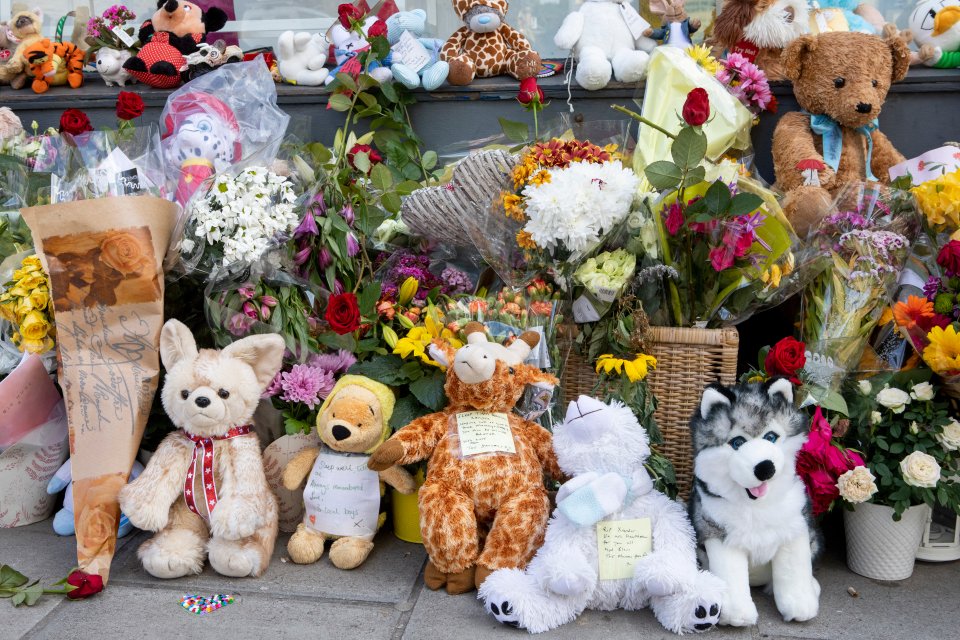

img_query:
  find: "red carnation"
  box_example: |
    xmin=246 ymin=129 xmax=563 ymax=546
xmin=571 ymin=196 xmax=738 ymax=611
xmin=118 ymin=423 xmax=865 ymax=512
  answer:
xmin=325 ymin=292 xmax=361 ymax=334
xmin=116 ymin=91 xmax=145 ymax=121
xmin=764 ymin=337 xmax=806 ymax=385
xmin=682 ymin=88 xmax=710 ymax=127
xmin=65 ymin=571 xmax=104 ymax=600
xmin=59 ymin=109 xmax=93 ymax=136
xmin=937 ymin=240 xmax=960 ymax=275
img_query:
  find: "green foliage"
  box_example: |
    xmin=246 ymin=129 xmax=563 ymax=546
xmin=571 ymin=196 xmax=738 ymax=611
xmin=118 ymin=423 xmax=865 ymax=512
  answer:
xmin=499 ymin=117 xmax=530 ymax=144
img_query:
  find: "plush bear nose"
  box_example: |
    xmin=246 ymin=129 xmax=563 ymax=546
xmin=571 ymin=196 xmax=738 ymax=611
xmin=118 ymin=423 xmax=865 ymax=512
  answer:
xmin=332 ymin=425 xmax=351 ymax=441
xmin=194 ymin=396 xmax=211 ymax=408
xmin=754 ymin=460 xmax=776 ymax=481
xmin=478 ymin=15 xmax=491 ymax=24
xmin=856 ymin=102 xmax=873 ymax=114
xmin=164 ymin=0 xmax=178 ymax=13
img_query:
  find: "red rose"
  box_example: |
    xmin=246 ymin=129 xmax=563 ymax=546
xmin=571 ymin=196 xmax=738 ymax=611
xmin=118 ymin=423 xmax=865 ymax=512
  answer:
xmin=338 ymin=3 xmax=363 ymax=29
xmin=367 ymin=20 xmax=387 ymax=38
xmin=116 ymin=91 xmax=145 ymax=120
xmin=517 ymin=76 xmax=544 ymax=106
xmin=681 ymin=88 xmax=710 ymax=127
xmin=59 ymin=109 xmax=93 ymax=136
xmin=65 ymin=571 xmax=104 ymax=600
xmin=325 ymin=292 xmax=361 ymax=334
xmin=937 ymin=240 xmax=960 ymax=275
xmin=764 ymin=337 xmax=806 ymax=384
xmin=347 ymin=144 xmax=383 ymax=171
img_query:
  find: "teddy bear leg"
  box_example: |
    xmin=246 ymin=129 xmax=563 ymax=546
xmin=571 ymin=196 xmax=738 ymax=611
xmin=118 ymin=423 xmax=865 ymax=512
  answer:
xmin=31 ymin=78 xmax=49 ymax=94
xmin=611 ymin=48 xmax=650 ymax=84
xmin=420 ymin=61 xmax=449 ymax=91
xmin=208 ymin=517 xmax=278 ymax=578
xmin=392 ymin=63 xmax=421 ymax=89
xmin=574 ymin=46 xmax=612 ymax=91
xmin=475 ymin=490 xmax=550 ymax=587
xmin=783 ymin=185 xmax=834 ymax=238
xmin=329 ymin=535 xmax=376 ymax=570
xmin=287 ymin=522 xmax=327 ymax=565
xmin=446 ymin=55 xmax=476 ymax=86
xmin=137 ymin=502 xmax=208 ymax=579
xmin=419 ymin=482 xmax=480 ymax=593
xmin=508 ymin=50 xmax=541 ymax=81
xmin=10 ymin=73 xmax=27 ymax=90
xmin=648 ymin=569 xmax=725 ymax=634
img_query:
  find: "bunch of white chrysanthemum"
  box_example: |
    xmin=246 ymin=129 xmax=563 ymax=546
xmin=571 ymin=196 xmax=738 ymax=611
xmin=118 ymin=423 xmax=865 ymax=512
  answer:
xmin=521 ymin=159 xmax=638 ymax=254
xmin=183 ymin=166 xmax=297 ymax=268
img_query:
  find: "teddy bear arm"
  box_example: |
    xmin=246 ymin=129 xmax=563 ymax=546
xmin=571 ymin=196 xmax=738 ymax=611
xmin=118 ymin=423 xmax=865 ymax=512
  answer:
xmin=869 ymin=129 xmax=905 ymax=183
xmin=773 ymin=112 xmax=825 ymax=191
xmin=221 ymin=437 xmax=272 ymax=500
xmin=553 ymin=12 xmax=584 ymax=51
xmin=379 ymin=465 xmax=416 ymax=494
xmin=282 ymin=446 xmax=320 ymax=490
xmin=441 ymin=28 xmax=469 ymax=61
xmin=119 ymin=434 xmax=192 ymax=529
xmin=500 ymin=25 xmax=534 ymax=52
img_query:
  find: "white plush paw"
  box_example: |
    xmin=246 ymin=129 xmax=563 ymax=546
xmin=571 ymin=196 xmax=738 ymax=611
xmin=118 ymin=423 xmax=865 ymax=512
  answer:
xmin=688 ymin=598 xmax=721 ymax=632
xmin=777 ymin=578 xmax=820 ymax=622
xmin=209 ymin=496 xmax=258 ymax=540
xmin=719 ymin=596 xmax=758 ymax=627
xmin=486 ymin=598 xmax=523 ymax=629
xmin=547 ymin=571 xmax=591 ymax=597
xmin=479 ymin=568 xmax=530 ymax=630
xmin=120 ymin=493 xmax=169 ymax=532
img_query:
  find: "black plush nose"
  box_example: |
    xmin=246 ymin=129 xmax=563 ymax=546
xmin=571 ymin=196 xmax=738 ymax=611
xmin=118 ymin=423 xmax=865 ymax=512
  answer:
xmin=194 ymin=396 xmax=211 ymax=408
xmin=163 ymin=0 xmax=178 ymax=13
xmin=16 ymin=16 xmax=30 ymax=28
xmin=754 ymin=460 xmax=776 ymax=481
xmin=856 ymin=102 xmax=873 ymax=114
xmin=332 ymin=425 xmax=351 ymax=441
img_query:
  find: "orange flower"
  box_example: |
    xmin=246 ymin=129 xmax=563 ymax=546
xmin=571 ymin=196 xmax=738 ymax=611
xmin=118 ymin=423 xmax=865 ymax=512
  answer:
xmin=502 ymin=193 xmax=525 ymax=220
xmin=894 ymin=295 xmax=935 ymax=332
xmin=516 ymin=229 xmax=538 ymax=249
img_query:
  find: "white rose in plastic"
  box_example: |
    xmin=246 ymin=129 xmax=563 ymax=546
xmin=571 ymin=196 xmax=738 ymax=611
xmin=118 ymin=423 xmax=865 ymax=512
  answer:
xmin=938 ymin=419 xmax=960 ymax=451
xmin=899 ymin=451 xmax=941 ymax=488
xmin=871 ymin=411 xmax=882 ymax=425
xmin=876 ymin=386 xmax=910 ymax=414
xmin=909 ymin=421 xmax=920 ymax=435
xmin=837 ymin=466 xmax=878 ymax=504
xmin=858 ymin=380 xmax=872 ymax=395
xmin=910 ymin=381 xmax=935 ymax=402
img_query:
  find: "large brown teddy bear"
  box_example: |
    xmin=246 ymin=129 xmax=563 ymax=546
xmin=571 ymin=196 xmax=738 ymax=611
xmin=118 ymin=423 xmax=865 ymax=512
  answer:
xmin=772 ymin=32 xmax=911 ymax=236
xmin=368 ymin=323 xmax=562 ymax=594
xmin=441 ymin=0 xmax=540 ymax=85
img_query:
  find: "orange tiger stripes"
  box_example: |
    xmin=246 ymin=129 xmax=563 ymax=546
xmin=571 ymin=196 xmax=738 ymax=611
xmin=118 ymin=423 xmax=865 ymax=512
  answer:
xmin=24 ymin=39 xmax=84 ymax=94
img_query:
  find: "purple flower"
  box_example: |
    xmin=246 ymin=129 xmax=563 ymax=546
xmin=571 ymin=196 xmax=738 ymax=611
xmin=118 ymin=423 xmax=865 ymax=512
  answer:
xmin=295 ymin=211 xmax=319 ymax=236
xmin=311 ymin=193 xmax=327 ymax=216
xmin=347 ymin=233 xmax=360 ymax=257
xmin=227 ymin=313 xmax=255 ymax=337
xmin=294 ymin=246 xmax=312 ymax=266
xmin=261 ymin=371 xmax=283 ymax=399
xmin=242 ymin=301 xmax=259 ymax=319
xmin=279 ymin=364 xmax=335 ymax=408
xmin=333 ymin=279 xmax=345 ymax=295
xmin=318 ymin=247 xmax=333 ymax=270
xmin=340 ymin=205 xmax=355 ymax=226
xmin=307 ymin=349 xmax=357 ymax=375
xmin=924 ymin=276 xmax=942 ymax=300
xmin=440 ymin=266 xmax=472 ymax=295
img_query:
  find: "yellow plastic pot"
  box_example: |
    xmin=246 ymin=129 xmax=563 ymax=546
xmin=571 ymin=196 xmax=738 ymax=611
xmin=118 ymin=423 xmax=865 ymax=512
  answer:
xmin=391 ymin=469 xmax=425 ymax=544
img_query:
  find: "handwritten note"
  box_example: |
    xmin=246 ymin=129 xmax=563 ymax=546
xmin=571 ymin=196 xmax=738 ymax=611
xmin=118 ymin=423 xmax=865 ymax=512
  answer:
xmin=455 ymin=412 xmax=516 ymax=457
xmin=393 ymin=31 xmax=431 ymax=72
xmin=597 ymin=518 xmax=652 ymax=580
xmin=303 ymin=447 xmax=381 ymax=537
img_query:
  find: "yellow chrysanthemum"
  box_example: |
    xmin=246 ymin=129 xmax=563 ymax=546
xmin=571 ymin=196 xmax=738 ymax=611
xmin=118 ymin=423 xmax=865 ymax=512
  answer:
xmin=516 ymin=229 xmax=538 ymax=250
xmin=924 ymin=324 xmax=960 ymax=374
xmin=688 ymin=43 xmax=721 ymax=75
xmin=392 ymin=309 xmax=463 ymax=368
xmin=512 ymin=157 xmax=537 ymax=189
xmin=502 ymin=192 xmax=526 ymax=221
xmin=912 ymin=169 xmax=960 ymax=230
xmin=528 ymin=169 xmax=552 ymax=186
xmin=596 ymin=353 xmax=658 ymax=382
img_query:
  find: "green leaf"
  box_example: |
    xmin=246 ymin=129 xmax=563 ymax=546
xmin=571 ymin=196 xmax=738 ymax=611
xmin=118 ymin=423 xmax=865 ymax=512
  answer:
xmin=381 ymin=192 xmax=402 ymax=214
xmin=11 ymin=592 xmax=25 ymax=606
xmin=396 ymin=180 xmax=422 ymax=196
xmin=357 ymin=91 xmax=378 ymax=108
xmin=380 ymin=80 xmax=399 ymax=103
xmin=409 ymin=372 xmax=447 ymax=411
xmin=327 ymin=94 xmax=353 ymax=112
xmin=400 ymin=360 xmax=425 ymax=381
xmin=353 ymin=151 xmax=372 ymax=174
xmin=703 ymin=181 xmax=731 ymax=215
xmin=335 ymin=72 xmax=358 ymax=92
xmin=498 ymin=117 xmax=529 ymax=143
xmin=22 ymin=582 xmax=43 ymax=606
xmin=682 ymin=165 xmax=706 ymax=187
xmin=727 ymin=193 xmax=765 ymax=217
xmin=389 ymin=394 xmax=431 ymax=430
xmin=350 ymin=355 xmax=413 ymax=385
xmin=0 ymin=566 xmax=28 ymax=590
xmin=358 ymin=282 xmax=382 ymax=317
xmin=371 ymin=163 xmax=393 ymax=191
xmin=644 ymin=161 xmax=683 ymax=190
xmin=422 ymin=150 xmax=438 ymax=171
xmin=670 ymin=126 xmax=707 ymax=170
xmin=357 ymin=74 xmax=379 ymax=91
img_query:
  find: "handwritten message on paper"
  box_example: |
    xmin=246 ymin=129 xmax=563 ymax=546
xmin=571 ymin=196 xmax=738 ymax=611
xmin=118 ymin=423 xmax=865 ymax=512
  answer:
xmin=597 ymin=518 xmax=652 ymax=580
xmin=303 ymin=448 xmax=381 ymax=537
xmin=456 ymin=412 xmax=516 ymax=457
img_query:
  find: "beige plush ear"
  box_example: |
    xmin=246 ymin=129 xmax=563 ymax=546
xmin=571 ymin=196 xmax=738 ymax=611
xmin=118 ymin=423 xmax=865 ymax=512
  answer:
xmin=782 ymin=34 xmax=817 ymax=83
xmin=160 ymin=319 xmax=198 ymax=372
xmin=888 ymin=35 xmax=911 ymax=83
xmin=222 ymin=333 xmax=286 ymax=390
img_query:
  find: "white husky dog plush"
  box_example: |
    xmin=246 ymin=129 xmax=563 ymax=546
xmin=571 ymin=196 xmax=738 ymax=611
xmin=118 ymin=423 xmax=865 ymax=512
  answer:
xmin=689 ymin=378 xmax=821 ymax=627
xmin=480 ymin=395 xmax=724 ymax=634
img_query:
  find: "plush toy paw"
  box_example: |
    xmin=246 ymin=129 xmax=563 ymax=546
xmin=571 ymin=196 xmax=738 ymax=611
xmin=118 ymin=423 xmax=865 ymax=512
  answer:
xmin=368 ymin=440 xmax=404 ymax=471
xmin=690 ymin=601 xmax=721 ymax=632
xmin=288 ymin=523 xmax=327 ymax=564
xmin=119 ymin=490 xmax=169 ymax=532
xmin=775 ymin=577 xmax=820 ymax=623
xmin=547 ymin=570 xmax=592 ymax=597
xmin=611 ymin=49 xmax=649 ymax=84
xmin=478 ymin=568 xmax=529 ymax=629
xmin=574 ymin=46 xmax=612 ymax=91
xmin=392 ymin=63 xmax=421 ymax=89
xmin=446 ymin=57 xmax=475 ymax=86
xmin=209 ymin=496 xmax=259 ymax=540
xmin=718 ymin=593 xmax=758 ymax=627
xmin=421 ymin=61 xmax=449 ymax=91
xmin=487 ymin=598 xmax=523 ymax=629
xmin=138 ymin=529 xmax=205 ymax=579
xmin=329 ymin=536 xmax=375 ymax=570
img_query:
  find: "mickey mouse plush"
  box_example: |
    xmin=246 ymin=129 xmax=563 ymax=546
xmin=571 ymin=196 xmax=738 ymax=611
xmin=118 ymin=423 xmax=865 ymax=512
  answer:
xmin=124 ymin=0 xmax=228 ymax=89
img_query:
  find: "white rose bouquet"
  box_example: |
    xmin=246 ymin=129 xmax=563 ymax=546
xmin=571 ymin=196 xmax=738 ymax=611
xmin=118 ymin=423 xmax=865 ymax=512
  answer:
xmin=844 ymin=373 xmax=960 ymax=520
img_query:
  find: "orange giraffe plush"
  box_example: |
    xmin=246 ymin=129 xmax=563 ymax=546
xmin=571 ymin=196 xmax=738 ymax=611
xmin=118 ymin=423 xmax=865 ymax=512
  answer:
xmin=368 ymin=322 xmax=563 ymax=594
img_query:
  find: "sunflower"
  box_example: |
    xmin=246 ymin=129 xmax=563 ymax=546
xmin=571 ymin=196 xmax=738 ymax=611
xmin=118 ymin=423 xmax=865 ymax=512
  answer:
xmin=894 ymin=295 xmax=935 ymax=332
xmin=923 ymin=324 xmax=960 ymax=374
xmin=596 ymin=353 xmax=658 ymax=382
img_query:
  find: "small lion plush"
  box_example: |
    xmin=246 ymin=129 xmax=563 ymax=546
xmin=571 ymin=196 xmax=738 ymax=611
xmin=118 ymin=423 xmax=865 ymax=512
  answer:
xmin=282 ymin=375 xmax=415 ymax=569
xmin=368 ymin=323 xmax=562 ymax=594
xmin=772 ymin=31 xmax=911 ymax=235
xmin=119 ymin=319 xmax=282 ymax=579
xmin=480 ymin=396 xmax=725 ymax=634
xmin=441 ymin=0 xmax=540 ymax=85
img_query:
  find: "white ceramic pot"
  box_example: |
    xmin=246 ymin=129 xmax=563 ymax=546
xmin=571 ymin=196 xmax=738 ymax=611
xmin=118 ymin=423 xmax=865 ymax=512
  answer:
xmin=844 ymin=502 xmax=929 ymax=580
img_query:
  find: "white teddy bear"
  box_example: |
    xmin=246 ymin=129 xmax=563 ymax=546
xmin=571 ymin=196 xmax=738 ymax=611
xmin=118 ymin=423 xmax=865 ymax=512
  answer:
xmin=553 ymin=0 xmax=656 ymax=91
xmin=325 ymin=16 xmax=393 ymax=86
xmin=276 ymin=31 xmax=330 ymax=86
xmin=479 ymin=395 xmax=725 ymax=634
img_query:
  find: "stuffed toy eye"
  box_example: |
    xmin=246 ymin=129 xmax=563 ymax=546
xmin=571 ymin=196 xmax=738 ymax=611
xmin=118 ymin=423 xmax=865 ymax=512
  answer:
xmin=834 ymin=78 xmax=845 ymax=89
xmin=728 ymin=436 xmax=746 ymax=450
xmin=218 ymin=389 xmax=230 ymax=399
xmin=763 ymin=431 xmax=779 ymax=443
xmin=872 ymin=79 xmax=878 ymax=88
xmin=180 ymin=389 xmax=189 ymax=400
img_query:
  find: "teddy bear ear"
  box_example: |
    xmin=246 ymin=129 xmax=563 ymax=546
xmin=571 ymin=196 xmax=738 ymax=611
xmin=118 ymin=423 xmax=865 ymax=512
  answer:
xmin=160 ymin=319 xmax=198 ymax=372
xmin=782 ymin=34 xmax=818 ymax=83
xmin=887 ymin=35 xmax=911 ymax=83
xmin=222 ymin=333 xmax=286 ymax=390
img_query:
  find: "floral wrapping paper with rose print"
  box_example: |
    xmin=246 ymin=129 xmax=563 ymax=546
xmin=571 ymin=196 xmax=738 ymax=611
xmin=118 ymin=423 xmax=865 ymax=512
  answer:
xmin=20 ymin=195 xmax=177 ymax=582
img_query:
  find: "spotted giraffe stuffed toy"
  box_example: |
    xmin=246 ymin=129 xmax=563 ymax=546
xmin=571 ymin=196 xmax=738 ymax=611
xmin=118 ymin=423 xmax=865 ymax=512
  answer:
xmin=368 ymin=323 xmax=563 ymax=594
xmin=441 ymin=0 xmax=541 ymax=85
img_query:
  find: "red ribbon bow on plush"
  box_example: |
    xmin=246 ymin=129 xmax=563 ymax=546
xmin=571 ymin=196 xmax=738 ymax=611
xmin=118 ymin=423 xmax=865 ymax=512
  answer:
xmin=182 ymin=425 xmax=252 ymax=519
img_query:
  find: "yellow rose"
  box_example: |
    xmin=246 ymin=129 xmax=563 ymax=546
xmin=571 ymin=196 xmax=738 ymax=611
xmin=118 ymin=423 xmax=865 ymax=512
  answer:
xmin=21 ymin=256 xmax=43 ymax=272
xmin=99 ymin=232 xmax=152 ymax=276
xmin=28 ymin=289 xmax=48 ymax=312
xmin=15 ymin=273 xmax=45 ymax=290
xmin=837 ymin=466 xmax=877 ymax=504
xmin=21 ymin=335 xmax=54 ymax=354
xmin=19 ymin=310 xmax=51 ymax=342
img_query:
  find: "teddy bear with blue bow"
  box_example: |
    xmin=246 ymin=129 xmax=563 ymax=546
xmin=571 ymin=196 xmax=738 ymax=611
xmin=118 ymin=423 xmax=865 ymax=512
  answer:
xmin=385 ymin=9 xmax=449 ymax=90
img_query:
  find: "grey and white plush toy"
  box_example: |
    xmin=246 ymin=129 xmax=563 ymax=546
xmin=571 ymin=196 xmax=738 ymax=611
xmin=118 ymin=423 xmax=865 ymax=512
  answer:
xmin=689 ymin=378 xmax=821 ymax=627
xmin=480 ymin=395 xmax=724 ymax=634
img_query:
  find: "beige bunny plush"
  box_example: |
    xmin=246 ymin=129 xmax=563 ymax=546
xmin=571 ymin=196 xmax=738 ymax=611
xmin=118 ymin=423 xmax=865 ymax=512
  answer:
xmin=119 ymin=319 xmax=283 ymax=579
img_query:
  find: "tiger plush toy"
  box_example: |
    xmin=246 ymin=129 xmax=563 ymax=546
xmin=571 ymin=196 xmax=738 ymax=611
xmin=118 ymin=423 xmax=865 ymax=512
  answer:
xmin=24 ymin=39 xmax=84 ymax=94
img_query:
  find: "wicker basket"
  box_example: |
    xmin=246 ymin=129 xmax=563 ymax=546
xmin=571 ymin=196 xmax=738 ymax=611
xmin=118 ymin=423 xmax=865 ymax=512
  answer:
xmin=559 ymin=326 xmax=740 ymax=498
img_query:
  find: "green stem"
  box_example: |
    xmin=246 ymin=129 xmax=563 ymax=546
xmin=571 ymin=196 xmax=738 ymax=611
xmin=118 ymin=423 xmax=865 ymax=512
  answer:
xmin=652 ymin=194 xmax=684 ymax=325
xmin=611 ymin=105 xmax=677 ymax=140
xmin=533 ymin=104 xmax=540 ymax=142
xmin=401 ymin=103 xmax=429 ymax=183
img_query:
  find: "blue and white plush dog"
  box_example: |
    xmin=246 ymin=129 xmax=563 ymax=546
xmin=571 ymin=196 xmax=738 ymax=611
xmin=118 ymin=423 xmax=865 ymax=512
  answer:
xmin=689 ymin=378 xmax=821 ymax=627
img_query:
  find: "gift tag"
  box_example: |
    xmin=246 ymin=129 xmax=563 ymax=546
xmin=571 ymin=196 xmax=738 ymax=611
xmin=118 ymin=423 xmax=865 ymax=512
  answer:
xmin=393 ymin=30 xmax=431 ymax=73
xmin=115 ymin=167 xmax=142 ymax=195
xmin=455 ymin=411 xmax=516 ymax=457
xmin=572 ymin=294 xmax=601 ymax=323
xmin=111 ymin=25 xmax=137 ymax=49
xmin=618 ymin=2 xmax=651 ymax=41
xmin=597 ymin=518 xmax=652 ymax=580
xmin=594 ymin=286 xmax=619 ymax=304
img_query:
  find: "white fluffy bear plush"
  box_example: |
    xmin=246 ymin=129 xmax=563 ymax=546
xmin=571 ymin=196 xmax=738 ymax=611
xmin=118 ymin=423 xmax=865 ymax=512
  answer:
xmin=553 ymin=0 xmax=656 ymax=91
xmin=95 ymin=48 xmax=136 ymax=87
xmin=119 ymin=319 xmax=283 ymax=579
xmin=276 ymin=31 xmax=330 ymax=85
xmin=479 ymin=395 xmax=725 ymax=634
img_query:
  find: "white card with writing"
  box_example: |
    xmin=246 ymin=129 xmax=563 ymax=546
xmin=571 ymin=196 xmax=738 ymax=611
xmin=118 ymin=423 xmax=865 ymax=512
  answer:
xmin=597 ymin=518 xmax=652 ymax=580
xmin=393 ymin=30 xmax=431 ymax=73
xmin=889 ymin=146 xmax=960 ymax=185
xmin=111 ymin=25 xmax=137 ymax=49
xmin=456 ymin=411 xmax=516 ymax=457
xmin=618 ymin=3 xmax=651 ymax=41
xmin=303 ymin=447 xmax=381 ymax=537
xmin=93 ymin=147 xmax=138 ymax=196
xmin=572 ymin=294 xmax=601 ymax=323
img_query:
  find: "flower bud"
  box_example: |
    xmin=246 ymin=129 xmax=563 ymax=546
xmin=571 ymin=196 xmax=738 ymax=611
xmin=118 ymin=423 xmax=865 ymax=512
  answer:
xmin=398 ymin=277 xmax=419 ymax=306
xmin=382 ymin=324 xmax=399 ymax=349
